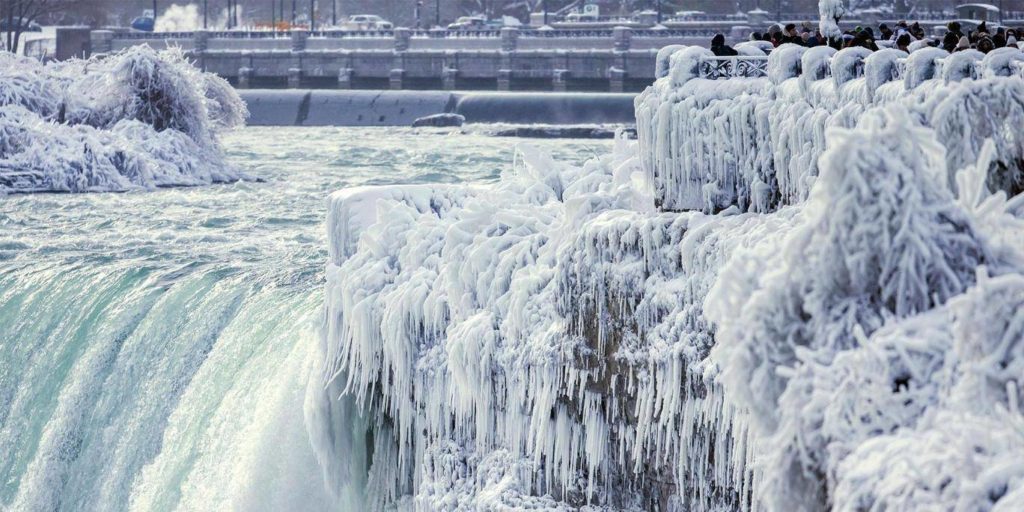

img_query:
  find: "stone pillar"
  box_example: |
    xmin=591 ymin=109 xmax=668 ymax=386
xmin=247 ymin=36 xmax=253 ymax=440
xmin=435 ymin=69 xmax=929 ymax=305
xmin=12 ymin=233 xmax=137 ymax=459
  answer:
xmin=288 ymin=67 xmax=302 ymax=88
xmin=552 ymin=69 xmax=569 ymax=92
xmin=613 ymin=26 xmax=632 ymax=52
xmin=290 ymin=29 xmax=308 ymax=52
xmin=389 ymin=68 xmax=404 ymax=90
xmin=497 ymin=69 xmax=512 ymax=91
xmin=608 ymin=66 xmax=625 ymax=92
xmin=55 ymin=27 xmax=92 ymax=60
xmin=338 ymin=68 xmax=353 ymax=89
xmin=500 ymin=27 xmax=519 ymax=52
xmin=193 ymin=30 xmax=210 ymax=52
xmin=394 ymin=27 xmax=412 ymax=52
xmin=442 ymin=67 xmax=458 ymax=90
xmin=89 ymin=30 xmax=114 ymax=55
xmin=237 ymin=67 xmax=253 ymax=88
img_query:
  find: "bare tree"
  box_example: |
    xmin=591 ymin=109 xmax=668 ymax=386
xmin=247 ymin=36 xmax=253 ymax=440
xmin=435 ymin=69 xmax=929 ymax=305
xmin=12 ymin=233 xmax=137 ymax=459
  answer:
xmin=2 ymin=0 xmax=82 ymax=54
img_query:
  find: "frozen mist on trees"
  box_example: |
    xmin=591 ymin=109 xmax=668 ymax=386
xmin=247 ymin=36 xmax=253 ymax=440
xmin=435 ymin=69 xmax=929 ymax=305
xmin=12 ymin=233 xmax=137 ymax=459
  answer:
xmin=0 ymin=46 xmax=247 ymax=193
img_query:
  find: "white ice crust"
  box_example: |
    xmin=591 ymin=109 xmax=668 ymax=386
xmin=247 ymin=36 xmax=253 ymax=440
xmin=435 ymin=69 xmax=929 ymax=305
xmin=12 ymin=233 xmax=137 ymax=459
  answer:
xmin=0 ymin=47 xmax=247 ymax=193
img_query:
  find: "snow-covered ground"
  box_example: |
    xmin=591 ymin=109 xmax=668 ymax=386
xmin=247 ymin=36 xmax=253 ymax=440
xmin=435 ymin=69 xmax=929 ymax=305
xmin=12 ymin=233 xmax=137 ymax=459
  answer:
xmin=0 ymin=46 xmax=247 ymax=193
xmin=312 ymin=39 xmax=1024 ymax=512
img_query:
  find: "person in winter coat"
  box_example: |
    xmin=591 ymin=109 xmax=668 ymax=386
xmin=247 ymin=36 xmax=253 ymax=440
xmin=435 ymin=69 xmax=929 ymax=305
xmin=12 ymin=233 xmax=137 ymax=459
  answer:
xmin=942 ymin=32 xmax=960 ymax=53
xmin=710 ymin=34 xmax=738 ymax=56
xmin=977 ymin=36 xmax=995 ymax=53
xmin=947 ymin=21 xmax=965 ymax=41
xmin=879 ymin=23 xmax=894 ymax=41
xmin=896 ymin=33 xmax=912 ymax=52
xmin=910 ymin=22 xmax=925 ymax=40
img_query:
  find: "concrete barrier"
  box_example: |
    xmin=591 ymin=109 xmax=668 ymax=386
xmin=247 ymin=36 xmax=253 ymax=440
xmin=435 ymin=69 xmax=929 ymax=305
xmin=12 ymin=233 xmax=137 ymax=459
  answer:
xmin=453 ymin=92 xmax=636 ymax=125
xmin=239 ymin=90 xmax=636 ymax=126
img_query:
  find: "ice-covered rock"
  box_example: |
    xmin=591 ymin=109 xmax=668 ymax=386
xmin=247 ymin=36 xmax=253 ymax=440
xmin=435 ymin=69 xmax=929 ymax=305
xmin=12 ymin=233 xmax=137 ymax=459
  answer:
xmin=313 ymin=70 xmax=1024 ymax=510
xmin=0 ymin=46 xmax=247 ymax=193
xmin=312 ymin=8 xmax=1024 ymax=506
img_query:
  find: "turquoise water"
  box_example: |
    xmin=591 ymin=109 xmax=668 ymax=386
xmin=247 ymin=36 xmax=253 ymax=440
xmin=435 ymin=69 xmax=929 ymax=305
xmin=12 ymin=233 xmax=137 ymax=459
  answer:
xmin=0 ymin=127 xmax=610 ymax=511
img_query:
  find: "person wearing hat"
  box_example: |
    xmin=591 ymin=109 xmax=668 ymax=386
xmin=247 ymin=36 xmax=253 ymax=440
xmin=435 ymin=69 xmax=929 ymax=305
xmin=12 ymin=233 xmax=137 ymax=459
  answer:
xmin=947 ymin=21 xmax=964 ymax=41
xmin=942 ymin=31 xmax=960 ymax=52
xmin=956 ymin=36 xmax=971 ymax=52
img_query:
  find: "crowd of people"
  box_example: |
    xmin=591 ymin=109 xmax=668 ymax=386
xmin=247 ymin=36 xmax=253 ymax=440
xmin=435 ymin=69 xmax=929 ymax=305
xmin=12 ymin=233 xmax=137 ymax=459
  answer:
xmin=710 ymin=20 xmax=1022 ymax=56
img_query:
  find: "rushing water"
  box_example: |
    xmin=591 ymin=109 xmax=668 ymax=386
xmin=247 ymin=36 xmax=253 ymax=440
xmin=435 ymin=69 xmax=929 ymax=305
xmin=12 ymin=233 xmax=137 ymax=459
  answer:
xmin=0 ymin=127 xmax=611 ymax=511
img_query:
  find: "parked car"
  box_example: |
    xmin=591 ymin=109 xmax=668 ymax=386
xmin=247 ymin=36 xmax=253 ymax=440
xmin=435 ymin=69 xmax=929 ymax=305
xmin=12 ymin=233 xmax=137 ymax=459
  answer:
xmin=342 ymin=15 xmax=393 ymax=31
xmin=130 ymin=16 xmax=154 ymax=32
xmin=564 ymin=11 xmax=599 ymax=23
xmin=447 ymin=16 xmax=487 ymax=30
xmin=0 ymin=17 xmax=43 ymax=32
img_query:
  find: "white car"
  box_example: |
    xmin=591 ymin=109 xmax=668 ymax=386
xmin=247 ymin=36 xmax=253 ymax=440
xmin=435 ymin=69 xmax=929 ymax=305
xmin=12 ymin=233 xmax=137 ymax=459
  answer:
xmin=343 ymin=15 xmax=393 ymax=31
xmin=447 ymin=16 xmax=487 ymax=30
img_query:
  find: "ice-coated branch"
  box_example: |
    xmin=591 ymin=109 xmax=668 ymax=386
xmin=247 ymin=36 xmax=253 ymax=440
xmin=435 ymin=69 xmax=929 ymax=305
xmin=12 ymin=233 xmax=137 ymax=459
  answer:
xmin=0 ymin=46 xmax=248 ymax=193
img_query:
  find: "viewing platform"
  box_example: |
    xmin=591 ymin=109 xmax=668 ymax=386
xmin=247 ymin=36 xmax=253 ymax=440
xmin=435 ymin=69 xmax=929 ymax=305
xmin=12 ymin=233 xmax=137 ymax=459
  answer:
xmin=636 ymin=43 xmax=1024 ymax=213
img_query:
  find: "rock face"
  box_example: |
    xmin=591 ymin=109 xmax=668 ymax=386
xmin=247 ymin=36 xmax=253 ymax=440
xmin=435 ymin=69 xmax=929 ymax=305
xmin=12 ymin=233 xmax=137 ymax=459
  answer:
xmin=309 ymin=44 xmax=1024 ymax=511
xmin=411 ymin=113 xmax=466 ymax=128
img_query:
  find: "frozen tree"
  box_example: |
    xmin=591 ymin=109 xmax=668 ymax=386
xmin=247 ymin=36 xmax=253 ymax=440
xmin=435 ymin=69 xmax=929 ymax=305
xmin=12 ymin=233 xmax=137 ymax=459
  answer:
xmin=0 ymin=46 xmax=248 ymax=192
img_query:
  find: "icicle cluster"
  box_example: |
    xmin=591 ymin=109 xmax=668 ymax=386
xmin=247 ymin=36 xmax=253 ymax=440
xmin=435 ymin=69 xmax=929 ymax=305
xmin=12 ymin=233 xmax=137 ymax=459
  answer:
xmin=636 ymin=44 xmax=1024 ymax=213
xmin=0 ymin=47 xmax=247 ymax=193
xmin=314 ymin=44 xmax=1024 ymax=512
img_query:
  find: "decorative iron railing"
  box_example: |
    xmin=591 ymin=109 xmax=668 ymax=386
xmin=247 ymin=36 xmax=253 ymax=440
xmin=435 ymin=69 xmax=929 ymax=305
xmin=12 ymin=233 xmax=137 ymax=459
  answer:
xmin=698 ymin=56 xmax=769 ymax=79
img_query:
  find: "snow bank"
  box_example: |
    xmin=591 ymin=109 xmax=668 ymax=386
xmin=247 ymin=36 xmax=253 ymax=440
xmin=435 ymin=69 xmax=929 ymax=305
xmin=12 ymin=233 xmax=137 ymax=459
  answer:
xmin=636 ymin=44 xmax=1024 ymax=213
xmin=0 ymin=47 xmax=247 ymax=193
xmin=313 ymin=70 xmax=1024 ymax=510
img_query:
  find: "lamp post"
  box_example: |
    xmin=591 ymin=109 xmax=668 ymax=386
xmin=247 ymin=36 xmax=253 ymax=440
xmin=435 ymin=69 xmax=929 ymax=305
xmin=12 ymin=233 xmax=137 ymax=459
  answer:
xmin=656 ymin=0 xmax=662 ymax=24
xmin=310 ymin=0 xmax=315 ymax=30
xmin=543 ymin=0 xmax=548 ymax=25
xmin=332 ymin=0 xmax=337 ymax=26
xmin=203 ymin=0 xmax=207 ymax=28
xmin=153 ymin=0 xmax=157 ymax=28
xmin=436 ymin=0 xmax=441 ymax=27
xmin=292 ymin=0 xmax=296 ymax=26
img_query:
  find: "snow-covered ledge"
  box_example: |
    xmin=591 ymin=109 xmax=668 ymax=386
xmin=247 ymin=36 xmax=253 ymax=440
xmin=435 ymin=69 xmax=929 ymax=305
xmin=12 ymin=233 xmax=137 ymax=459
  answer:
xmin=638 ymin=44 xmax=1024 ymax=213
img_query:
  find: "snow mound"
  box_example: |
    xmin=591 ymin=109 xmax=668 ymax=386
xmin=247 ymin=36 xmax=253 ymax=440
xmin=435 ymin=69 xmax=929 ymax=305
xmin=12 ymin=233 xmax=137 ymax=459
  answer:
xmin=313 ymin=71 xmax=1024 ymax=510
xmin=0 ymin=47 xmax=248 ymax=193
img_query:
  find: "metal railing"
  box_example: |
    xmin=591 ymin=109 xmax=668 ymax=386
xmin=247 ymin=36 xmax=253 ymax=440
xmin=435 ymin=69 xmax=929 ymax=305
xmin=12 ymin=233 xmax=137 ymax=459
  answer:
xmin=698 ymin=56 xmax=770 ymax=79
xmin=694 ymin=54 xmax=1024 ymax=82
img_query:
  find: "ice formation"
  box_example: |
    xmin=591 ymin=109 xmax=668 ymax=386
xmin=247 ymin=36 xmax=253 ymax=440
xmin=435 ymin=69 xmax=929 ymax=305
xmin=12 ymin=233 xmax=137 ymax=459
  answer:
xmin=0 ymin=46 xmax=247 ymax=193
xmin=311 ymin=42 xmax=1024 ymax=511
xmin=635 ymin=44 xmax=1024 ymax=213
